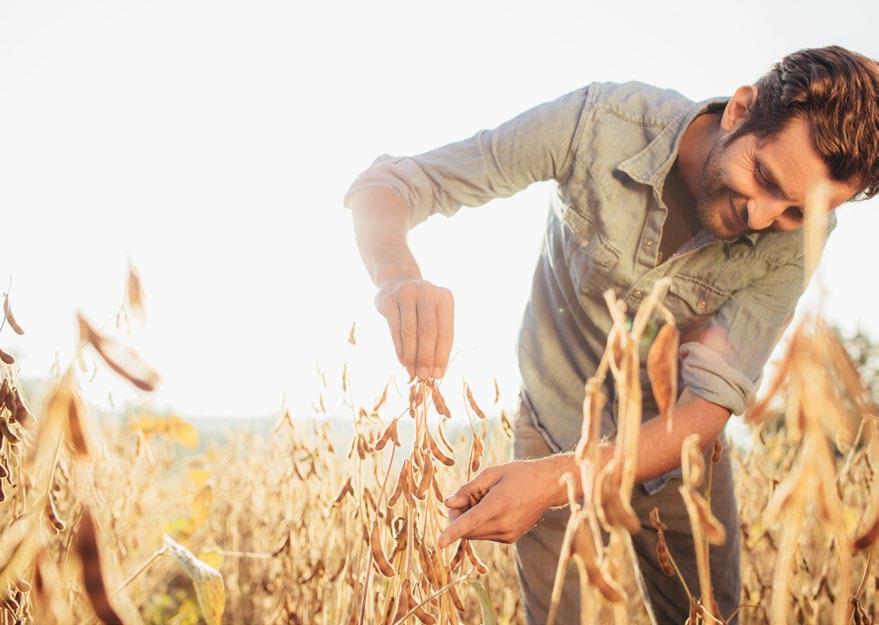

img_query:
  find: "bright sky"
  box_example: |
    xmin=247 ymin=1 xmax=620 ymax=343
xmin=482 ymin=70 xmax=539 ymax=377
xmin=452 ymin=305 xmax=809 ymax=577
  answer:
xmin=2 ymin=0 xmax=877 ymax=422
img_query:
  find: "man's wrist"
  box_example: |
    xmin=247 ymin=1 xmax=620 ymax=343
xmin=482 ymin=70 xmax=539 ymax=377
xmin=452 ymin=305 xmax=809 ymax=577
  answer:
xmin=534 ymin=453 xmax=579 ymax=509
xmin=372 ymin=258 xmax=422 ymax=288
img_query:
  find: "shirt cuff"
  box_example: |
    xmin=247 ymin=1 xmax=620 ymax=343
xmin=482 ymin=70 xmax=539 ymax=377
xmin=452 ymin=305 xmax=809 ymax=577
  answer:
xmin=679 ymin=340 xmax=758 ymax=416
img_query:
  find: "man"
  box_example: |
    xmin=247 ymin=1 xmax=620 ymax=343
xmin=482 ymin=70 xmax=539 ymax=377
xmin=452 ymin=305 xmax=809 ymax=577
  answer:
xmin=343 ymin=46 xmax=878 ymax=624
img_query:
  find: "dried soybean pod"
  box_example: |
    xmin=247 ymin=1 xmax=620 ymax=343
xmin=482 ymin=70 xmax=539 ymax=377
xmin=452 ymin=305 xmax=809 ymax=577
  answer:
xmin=332 ymin=477 xmax=354 ymax=506
xmin=387 ymin=460 xmax=410 ymax=508
xmin=370 ymin=521 xmax=395 ymax=577
xmin=75 ymin=509 xmax=126 ymax=625
xmin=126 ymin=264 xmax=145 ymax=321
xmin=648 ymin=507 xmax=668 ymax=532
xmin=414 ymin=456 xmax=435 ymax=500
xmin=571 ymin=519 xmax=624 ymax=602
xmin=599 ymin=464 xmax=640 ymax=533
xmin=464 ymin=383 xmax=486 ymax=419
xmin=470 ymin=434 xmax=484 ymax=474
xmin=499 ymin=410 xmax=513 ymax=438
xmin=430 ymin=475 xmax=444 ymax=503
xmin=46 ymin=495 xmax=66 ymax=533
xmin=448 ymin=583 xmax=465 ymax=612
xmin=646 ymin=322 xmax=679 ymax=431
xmin=374 ymin=418 xmax=400 ymax=451
xmin=77 ymin=313 xmax=160 ymax=392
xmin=12 ymin=392 xmax=32 ymax=427
xmin=428 ymin=433 xmax=455 ymax=467
xmin=0 ymin=462 xmax=8 ymax=480
xmin=0 ymin=348 xmax=13 ymax=365
xmin=0 ymin=378 xmax=10 ymax=407
xmin=450 ymin=540 xmax=465 ymax=571
xmin=0 ymin=417 xmax=19 ymax=444
xmin=3 ymin=295 xmax=24 ymax=335
xmin=711 ymin=438 xmax=723 ymax=463
xmin=435 ymin=422 xmax=455 ymax=455
xmin=656 ymin=532 xmax=676 ymax=577
xmin=428 ymin=381 xmax=450 ymax=418
xmin=0 ymin=481 xmax=5 ymax=503
xmin=371 ymin=383 xmax=389 ymax=415
xmin=462 ymin=539 xmax=488 ymax=574
xmin=408 ymin=384 xmax=418 ymax=419
xmin=854 ymin=511 xmax=879 ymax=552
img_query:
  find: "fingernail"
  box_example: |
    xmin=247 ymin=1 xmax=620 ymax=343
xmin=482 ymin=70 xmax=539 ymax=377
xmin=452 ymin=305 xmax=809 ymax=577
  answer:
xmin=432 ymin=367 xmax=443 ymax=379
xmin=418 ymin=366 xmax=428 ymax=379
xmin=406 ymin=366 xmax=415 ymax=379
xmin=444 ymin=495 xmax=456 ymax=505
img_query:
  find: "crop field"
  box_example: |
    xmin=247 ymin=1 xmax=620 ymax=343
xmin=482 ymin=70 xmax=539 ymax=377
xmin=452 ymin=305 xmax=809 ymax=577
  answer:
xmin=0 ymin=258 xmax=878 ymax=625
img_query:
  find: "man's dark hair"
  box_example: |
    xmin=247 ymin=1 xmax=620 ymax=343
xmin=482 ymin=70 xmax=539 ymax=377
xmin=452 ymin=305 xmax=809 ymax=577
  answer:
xmin=731 ymin=45 xmax=879 ymax=200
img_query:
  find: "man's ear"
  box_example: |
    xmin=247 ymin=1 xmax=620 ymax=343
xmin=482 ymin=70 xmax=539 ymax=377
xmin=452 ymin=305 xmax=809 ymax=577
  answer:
xmin=720 ymin=85 xmax=758 ymax=133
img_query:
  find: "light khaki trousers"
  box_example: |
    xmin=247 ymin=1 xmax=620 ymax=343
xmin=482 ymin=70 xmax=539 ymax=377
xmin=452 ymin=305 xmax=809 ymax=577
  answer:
xmin=512 ymin=393 xmax=742 ymax=625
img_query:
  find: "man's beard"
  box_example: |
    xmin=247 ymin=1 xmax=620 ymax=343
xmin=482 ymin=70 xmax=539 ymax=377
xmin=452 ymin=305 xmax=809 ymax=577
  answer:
xmin=694 ymin=140 xmax=753 ymax=242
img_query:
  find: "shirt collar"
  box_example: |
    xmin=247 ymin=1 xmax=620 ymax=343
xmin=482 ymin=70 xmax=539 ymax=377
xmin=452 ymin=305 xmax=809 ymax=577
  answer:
xmin=615 ymin=95 xmax=764 ymax=246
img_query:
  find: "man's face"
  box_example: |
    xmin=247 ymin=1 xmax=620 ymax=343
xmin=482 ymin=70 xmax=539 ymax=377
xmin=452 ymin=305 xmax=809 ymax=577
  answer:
xmin=694 ymin=115 xmax=859 ymax=242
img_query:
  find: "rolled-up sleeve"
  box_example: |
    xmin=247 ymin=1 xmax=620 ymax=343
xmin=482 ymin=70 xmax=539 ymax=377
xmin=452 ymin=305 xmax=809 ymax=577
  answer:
xmin=679 ymin=257 xmax=806 ymax=416
xmin=343 ymin=86 xmax=591 ymax=229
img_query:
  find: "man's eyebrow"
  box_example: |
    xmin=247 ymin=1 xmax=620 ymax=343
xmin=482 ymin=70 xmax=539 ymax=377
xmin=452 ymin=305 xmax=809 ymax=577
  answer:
xmin=756 ymin=157 xmax=799 ymax=205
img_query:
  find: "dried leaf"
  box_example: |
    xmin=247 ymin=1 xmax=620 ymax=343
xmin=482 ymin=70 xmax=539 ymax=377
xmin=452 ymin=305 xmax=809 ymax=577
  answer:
xmin=347 ymin=322 xmax=357 ymax=346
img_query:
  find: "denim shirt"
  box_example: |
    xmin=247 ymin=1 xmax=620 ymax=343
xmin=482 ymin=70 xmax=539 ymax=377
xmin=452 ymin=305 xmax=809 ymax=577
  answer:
xmin=344 ymin=81 xmax=834 ymax=494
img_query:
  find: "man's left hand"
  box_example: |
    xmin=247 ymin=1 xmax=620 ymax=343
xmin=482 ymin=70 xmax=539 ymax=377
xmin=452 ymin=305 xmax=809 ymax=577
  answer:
xmin=436 ymin=458 xmax=567 ymax=548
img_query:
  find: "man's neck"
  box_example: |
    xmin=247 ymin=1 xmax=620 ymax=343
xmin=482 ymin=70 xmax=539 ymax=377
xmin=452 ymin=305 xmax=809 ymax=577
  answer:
xmin=675 ymin=112 xmax=723 ymax=204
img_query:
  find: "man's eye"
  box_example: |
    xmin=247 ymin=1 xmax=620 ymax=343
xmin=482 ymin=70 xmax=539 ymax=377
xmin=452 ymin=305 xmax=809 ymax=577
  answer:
xmin=785 ymin=206 xmax=804 ymax=220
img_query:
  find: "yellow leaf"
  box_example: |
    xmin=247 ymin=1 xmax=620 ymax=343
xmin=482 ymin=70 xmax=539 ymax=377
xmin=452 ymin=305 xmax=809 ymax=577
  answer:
xmin=186 ymin=467 xmax=211 ymax=489
xmin=198 ymin=549 xmax=225 ymax=570
xmin=164 ymin=535 xmax=225 ymax=625
xmin=169 ymin=416 xmax=199 ymax=449
xmin=191 ymin=485 xmax=213 ymax=527
xmin=843 ymin=504 xmax=861 ymax=536
xmin=164 ymin=516 xmax=196 ymax=541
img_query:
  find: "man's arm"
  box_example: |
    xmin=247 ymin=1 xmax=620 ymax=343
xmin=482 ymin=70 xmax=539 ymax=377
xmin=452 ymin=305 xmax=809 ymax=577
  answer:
xmin=344 ymin=86 xmax=592 ymax=378
xmin=348 ymin=186 xmax=454 ymax=379
xmin=437 ymin=389 xmax=730 ymax=547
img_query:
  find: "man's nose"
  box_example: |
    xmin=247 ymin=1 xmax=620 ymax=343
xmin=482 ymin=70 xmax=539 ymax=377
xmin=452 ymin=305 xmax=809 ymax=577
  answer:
xmin=745 ymin=197 xmax=789 ymax=231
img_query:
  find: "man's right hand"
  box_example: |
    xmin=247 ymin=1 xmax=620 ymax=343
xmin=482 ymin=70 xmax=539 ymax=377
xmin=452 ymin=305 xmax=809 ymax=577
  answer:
xmin=374 ymin=278 xmax=454 ymax=380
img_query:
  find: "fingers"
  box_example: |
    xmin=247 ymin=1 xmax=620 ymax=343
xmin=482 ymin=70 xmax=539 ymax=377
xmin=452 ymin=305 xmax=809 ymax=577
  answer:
xmin=398 ymin=291 xmax=418 ymax=379
xmin=443 ymin=468 xmax=498 ymax=510
xmin=415 ymin=293 xmax=437 ymax=380
xmin=375 ymin=280 xmax=454 ymax=380
xmin=383 ymin=303 xmax=403 ymax=363
xmin=438 ymin=498 xmax=499 ymax=548
xmin=434 ymin=289 xmax=454 ymax=379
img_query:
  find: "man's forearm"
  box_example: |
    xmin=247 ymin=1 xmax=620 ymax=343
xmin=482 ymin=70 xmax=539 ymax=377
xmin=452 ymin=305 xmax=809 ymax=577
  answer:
xmin=542 ymin=388 xmax=731 ymax=508
xmin=348 ymin=186 xmax=422 ymax=287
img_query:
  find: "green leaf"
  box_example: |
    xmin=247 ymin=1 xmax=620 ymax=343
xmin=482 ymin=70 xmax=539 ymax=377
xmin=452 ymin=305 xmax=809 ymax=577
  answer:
xmin=468 ymin=580 xmax=497 ymax=625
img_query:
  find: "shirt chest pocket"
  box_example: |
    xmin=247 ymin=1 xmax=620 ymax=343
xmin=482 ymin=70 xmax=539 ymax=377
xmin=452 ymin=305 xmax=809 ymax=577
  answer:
xmin=554 ymin=194 xmax=621 ymax=297
xmin=664 ymin=277 xmax=730 ymax=329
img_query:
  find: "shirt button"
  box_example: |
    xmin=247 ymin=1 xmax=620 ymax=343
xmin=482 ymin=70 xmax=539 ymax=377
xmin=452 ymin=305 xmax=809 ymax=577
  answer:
xmin=645 ymin=240 xmax=653 ymax=247
xmin=697 ymin=300 xmax=707 ymax=311
xmin=633 ymin=290 xmax=643 ymax=298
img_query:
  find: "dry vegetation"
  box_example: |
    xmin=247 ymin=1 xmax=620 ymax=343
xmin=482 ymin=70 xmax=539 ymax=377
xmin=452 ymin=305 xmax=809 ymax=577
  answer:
xmin=1 ymin=204 xmax=878 ymax=624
